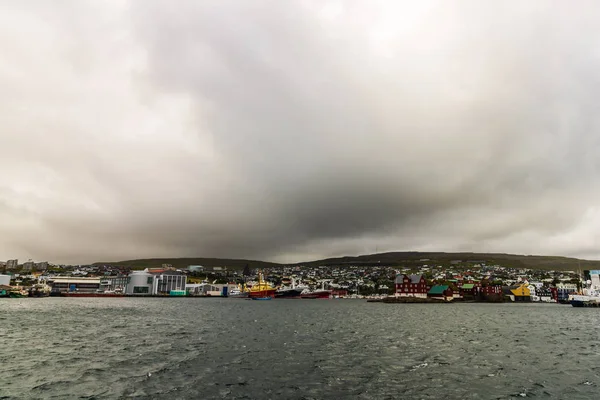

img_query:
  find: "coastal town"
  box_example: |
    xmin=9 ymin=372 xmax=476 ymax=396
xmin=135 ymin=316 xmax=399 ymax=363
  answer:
xmin=0 ymin=257 xmax=591 ymax=304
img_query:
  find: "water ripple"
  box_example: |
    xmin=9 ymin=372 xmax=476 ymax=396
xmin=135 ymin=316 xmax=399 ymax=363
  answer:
xmin=1 ymin=299 xmax=600 ymax=399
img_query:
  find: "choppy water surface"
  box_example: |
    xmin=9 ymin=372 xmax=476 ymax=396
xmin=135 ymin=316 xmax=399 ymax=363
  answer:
xmin=1 ymin=299 xmax=600 ymax=399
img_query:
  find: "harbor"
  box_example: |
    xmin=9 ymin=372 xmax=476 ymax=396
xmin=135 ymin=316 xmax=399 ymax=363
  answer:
xmin=2 ymin=261 xmax=599 ymax=307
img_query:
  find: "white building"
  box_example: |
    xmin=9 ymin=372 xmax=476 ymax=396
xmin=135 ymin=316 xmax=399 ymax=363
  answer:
xmin=590 ymin=270 xmax=600 ymax=290
xmin=0 ymin=274 xmax=10 ymax=286
xmin=125 ymin=269 xmax=187 ymax=295
xmin=49 ymin=277 xmax=101 ymax=294
xmin=125 ymin=271 xmax=155 ymax=295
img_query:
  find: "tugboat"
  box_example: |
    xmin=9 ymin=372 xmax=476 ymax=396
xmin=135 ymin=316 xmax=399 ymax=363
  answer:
xmin=248 ymin=271 xmax=276 ymax=299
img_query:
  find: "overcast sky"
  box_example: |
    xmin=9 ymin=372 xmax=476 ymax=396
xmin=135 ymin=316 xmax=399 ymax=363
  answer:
xmin=2 ymin=1 xmax=600 ymax=264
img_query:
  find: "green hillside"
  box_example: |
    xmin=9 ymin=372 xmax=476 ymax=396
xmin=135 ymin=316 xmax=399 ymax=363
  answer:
xmin=93 ymin=252 xmax=600 ymax=271
xmin=296 ymin=252 xmax=600 ymax=271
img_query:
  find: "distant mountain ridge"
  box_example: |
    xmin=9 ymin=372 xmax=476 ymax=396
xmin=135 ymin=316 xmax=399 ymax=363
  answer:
xmin=92 ymin=257 xmax=281 ymax=270
xmin=296 ymin=251 xmax=600 ymax=271
xmin=94 ymin=251 xmax=600 ymax=271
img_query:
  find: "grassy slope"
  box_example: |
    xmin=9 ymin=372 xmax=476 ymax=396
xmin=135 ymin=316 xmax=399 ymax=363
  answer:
xmin=297 ymin=252 xmax=600 ymax=271
xmin=94 ymin=252 xmax=600 ymax=271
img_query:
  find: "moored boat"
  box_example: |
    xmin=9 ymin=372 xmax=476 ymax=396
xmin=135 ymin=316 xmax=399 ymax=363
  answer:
xmin=275 ymin=277 xmax=306 ymax=299
xmin=29 ymin=283 xmax=51 ymax=297
xmin=300 ymin=281 xmax=331 ymax=299
xmin=300 ymin=290 xmax=331 ymax=299
xmin=228 ymin=286 xmax=249 ymax=298
xmin=0 ymin=285 xmax=11 ymax=297
xmin=247 ymin=271 xmax=276 ymax=299
xmin=570 ymin=294 xmax=600 ymax=307
xmin=8 ymin=288 xmax=29 ymax=298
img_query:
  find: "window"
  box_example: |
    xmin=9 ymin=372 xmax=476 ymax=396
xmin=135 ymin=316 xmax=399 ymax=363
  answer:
xmin=147 ymin=277 xmax=153 ymax=284
xmin=133 ymin=286 xmax=149 ymax=294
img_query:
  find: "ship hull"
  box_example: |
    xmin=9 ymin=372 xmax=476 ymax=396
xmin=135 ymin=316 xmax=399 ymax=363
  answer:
xmin=228 ymin=293 xmax=249 ymax=299
xmin=301 ymin=290 xmax=331 ymax=299
xmin=275 ymin=289 xmax=304 ymax=299
xmin=53 ymin=293 xmax=126 ymax=298
xmin=571 ymin=299 xmax=600 ymax=307
xmin=248 ymin=289 xmax=276 ymax=299
xmin=571 ymin=300 xmax=585 ymax=307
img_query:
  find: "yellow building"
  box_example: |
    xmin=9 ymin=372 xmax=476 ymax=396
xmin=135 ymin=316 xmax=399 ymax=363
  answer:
xmin=510 ymin=284 xmax=531 ymax=301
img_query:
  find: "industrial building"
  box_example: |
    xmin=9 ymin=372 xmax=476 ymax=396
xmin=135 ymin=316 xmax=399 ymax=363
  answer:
xmin=49 ymin=277 xmax=101 ymax=294
xmin=186 ymin=283 xmax=238 ymax=296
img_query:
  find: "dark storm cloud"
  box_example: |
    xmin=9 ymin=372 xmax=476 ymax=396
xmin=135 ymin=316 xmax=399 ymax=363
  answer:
xmin=2 ymin=0 xmax=600 ymax=263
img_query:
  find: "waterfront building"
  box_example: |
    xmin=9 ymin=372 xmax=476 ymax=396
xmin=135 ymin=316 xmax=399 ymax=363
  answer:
xmin=99 ymin=276 xmax=128 ymax=293
xmin=590 ymin=270 xmax=600 ymax=289
xmin=509 ymin=283 xmax=531 ymax=301
xmin=460 ymin=283 xmax=476 ymax=298
xmin=536 ymin=287 xmax=555 ymax=302
xmin=428 ymin=285 xmax=452 ymax=299
xmin=185 ymin=283 xmax=237 ymax=296
xmin=555 ymin=283 xmax=577 ymax=303
xmin=478 ymin=285 xmax=502 ymax=296
xmin=395 ymin=274 xmax=428 ymax=298
xmin=125 ymin=270 xmax=154 ymax=295
xmin=155 ymin=270 xmax=187 ymax=295
xmin=49 ymin=277 xmax=101 ymax=294
xmin=186 ymin=283 xmax=220 ymax=296
xmin=125 ymin=269 xmax=188 ymax=295
xmin=0 ymin=274 xmax=10 ymax=286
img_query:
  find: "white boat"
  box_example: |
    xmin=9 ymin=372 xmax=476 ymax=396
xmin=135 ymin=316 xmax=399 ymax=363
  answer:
xmin=570 ymin=288 xmax=600 ymax=307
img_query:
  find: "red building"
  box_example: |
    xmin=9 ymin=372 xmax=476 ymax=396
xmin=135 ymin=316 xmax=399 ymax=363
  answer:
xmin=395 ymin=274 xmax=428 ymax=298
xmin=478 ymin=285 xmax=502 ymax=295
xmin=460 ymin=283 xmax=477 ymax=297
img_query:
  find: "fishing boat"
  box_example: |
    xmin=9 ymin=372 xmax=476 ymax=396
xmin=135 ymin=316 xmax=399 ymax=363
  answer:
xmin=300 ymin=280 xmax=331 ymax=299
xmin=29 ymin=283 xmax=51 ymax=297
xmin=275 ymin=277 xmax=306 ymax=299
xmin=247 ymin=271 xmax=276 ymax=299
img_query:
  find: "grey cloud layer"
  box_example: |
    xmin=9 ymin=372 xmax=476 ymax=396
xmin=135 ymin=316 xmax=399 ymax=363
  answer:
xmin=2 ymin=1 xmax=600 ymax=263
